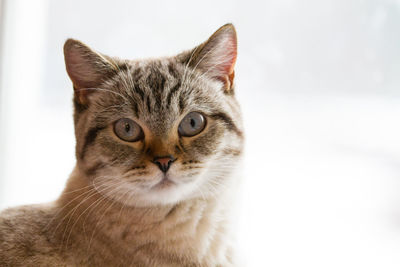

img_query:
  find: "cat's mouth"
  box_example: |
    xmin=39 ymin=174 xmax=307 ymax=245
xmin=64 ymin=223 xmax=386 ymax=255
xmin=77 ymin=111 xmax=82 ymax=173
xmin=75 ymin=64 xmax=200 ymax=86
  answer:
xmin=152 ymin=174 xmax=176 ymax=189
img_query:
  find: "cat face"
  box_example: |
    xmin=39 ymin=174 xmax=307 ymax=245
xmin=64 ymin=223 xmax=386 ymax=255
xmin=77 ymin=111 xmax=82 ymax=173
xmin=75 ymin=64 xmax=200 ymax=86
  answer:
xmin=64 ymin=24 xmax=244 ymax=206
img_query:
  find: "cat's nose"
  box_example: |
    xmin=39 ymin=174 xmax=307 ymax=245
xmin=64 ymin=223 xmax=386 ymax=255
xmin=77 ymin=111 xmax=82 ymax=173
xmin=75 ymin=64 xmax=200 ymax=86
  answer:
xmin=152 ymin=155 xmax=176 ymax=173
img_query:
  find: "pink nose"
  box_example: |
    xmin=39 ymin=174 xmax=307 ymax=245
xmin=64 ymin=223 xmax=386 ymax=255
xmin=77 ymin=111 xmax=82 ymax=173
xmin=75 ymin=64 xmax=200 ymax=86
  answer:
xmin=152 ymin=156 xmax=175 ymax=173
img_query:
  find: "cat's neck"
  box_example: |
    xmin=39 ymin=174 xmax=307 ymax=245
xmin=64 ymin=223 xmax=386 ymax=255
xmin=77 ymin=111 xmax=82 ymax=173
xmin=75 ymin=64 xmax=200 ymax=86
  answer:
xmin=53 ymin=167 xmax=234 ymax=265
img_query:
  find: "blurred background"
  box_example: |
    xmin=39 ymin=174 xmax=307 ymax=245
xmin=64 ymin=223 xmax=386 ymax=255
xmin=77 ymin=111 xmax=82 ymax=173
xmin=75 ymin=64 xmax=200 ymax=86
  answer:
xmin=1 ymin=0 xmax=400 ymax=266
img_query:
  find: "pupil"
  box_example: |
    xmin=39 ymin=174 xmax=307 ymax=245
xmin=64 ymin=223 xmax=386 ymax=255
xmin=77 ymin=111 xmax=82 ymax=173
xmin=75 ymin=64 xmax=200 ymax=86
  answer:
xmin=190 ymin=118 xmax=196 ymax=128
xmin=125 ymin=123 xmax=130 ymax=132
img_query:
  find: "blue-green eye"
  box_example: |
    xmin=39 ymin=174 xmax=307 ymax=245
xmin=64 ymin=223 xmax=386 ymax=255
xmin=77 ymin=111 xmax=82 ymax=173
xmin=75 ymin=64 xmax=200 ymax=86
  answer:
xmin=178 ymin=112 xmax=206 ymax=137
xmin=114 ymin=118 xmax=143 ymax=142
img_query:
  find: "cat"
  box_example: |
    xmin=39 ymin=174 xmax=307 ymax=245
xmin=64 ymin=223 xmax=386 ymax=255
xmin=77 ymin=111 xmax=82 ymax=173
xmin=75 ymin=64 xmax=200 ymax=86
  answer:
xmin=0 ymin=23 xmax=244 ymax=266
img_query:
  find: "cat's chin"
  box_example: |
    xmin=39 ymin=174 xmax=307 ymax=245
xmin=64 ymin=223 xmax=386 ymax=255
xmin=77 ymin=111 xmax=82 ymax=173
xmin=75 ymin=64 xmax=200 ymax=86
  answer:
xmin=137 ymin=181 xmax=200 ymax=207
xmin=122 ymin=177 xmax=205 ymax=207
xmin=151 ymin=176 xmax=176 ymax=190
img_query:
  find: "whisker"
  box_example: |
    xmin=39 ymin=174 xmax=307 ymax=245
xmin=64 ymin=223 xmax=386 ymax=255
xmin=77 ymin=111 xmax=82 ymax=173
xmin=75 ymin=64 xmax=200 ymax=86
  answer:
xmin=52 ymin=179 xmax=123 ymax=245
xmin=87 ymin=188 xmax=131 ymax=251
xmin=65 ymin=182 xmax=126 ymax=249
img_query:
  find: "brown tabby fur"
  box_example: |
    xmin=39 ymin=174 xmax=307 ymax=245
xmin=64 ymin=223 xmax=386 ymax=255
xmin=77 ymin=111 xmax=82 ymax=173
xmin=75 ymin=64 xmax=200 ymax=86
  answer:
xmin=0 ymin=24 xmax=244 ymax=266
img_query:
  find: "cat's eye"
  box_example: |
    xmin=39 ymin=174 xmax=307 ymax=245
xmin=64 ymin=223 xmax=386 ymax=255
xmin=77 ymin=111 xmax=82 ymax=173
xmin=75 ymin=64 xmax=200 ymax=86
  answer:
xmin=114 ymin=118 xmax=143 ymax=142
xmin=178 ymin=112 xmax=206 ymax=137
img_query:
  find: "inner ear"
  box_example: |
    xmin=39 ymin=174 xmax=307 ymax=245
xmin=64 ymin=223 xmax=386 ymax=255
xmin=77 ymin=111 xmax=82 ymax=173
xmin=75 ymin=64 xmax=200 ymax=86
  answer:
xmin=64 ymin=39 xmax=118 ymax=104
xmin=184 ymin=24 xmax=237 ymax=92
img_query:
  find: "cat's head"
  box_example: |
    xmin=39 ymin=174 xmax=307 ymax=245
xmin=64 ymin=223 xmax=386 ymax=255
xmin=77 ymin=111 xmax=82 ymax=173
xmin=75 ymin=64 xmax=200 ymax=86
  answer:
xmin=64 ymin=24 xmax=244 ymax=206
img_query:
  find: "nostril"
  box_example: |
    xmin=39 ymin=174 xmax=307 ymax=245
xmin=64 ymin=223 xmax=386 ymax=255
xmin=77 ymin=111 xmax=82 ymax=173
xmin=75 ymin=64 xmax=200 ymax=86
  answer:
xmin=152 ymin=155 xmax=176 ymax=173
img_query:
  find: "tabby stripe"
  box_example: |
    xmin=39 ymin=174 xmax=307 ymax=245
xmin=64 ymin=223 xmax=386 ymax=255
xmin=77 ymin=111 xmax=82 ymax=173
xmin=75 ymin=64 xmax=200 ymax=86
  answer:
xmin=145 ymin=95 xmax=152 ymax=113
xmin=146 ymin=70 xmax=166 ymax=93
xmin=155 ymin=97 xmax=162 ymax=111
xmin=210 ymin=112 xmax=243 ymax=137
xmin=133 ymin=84 xmax=145 ymax=101
xmin=167 ymin=62 xmax=180 ymax=79
xmin=132 ymin=101 xmax=139 ymax=115
xmin=166 ymin=81 xmax=181 ymax=106
xmin=179 ymin=95 xmax=185 ymax=113
xmin=80 ymin=126 xmax=106 ymax=159
xmin=158 ymin=74 xmax=166 ymax=93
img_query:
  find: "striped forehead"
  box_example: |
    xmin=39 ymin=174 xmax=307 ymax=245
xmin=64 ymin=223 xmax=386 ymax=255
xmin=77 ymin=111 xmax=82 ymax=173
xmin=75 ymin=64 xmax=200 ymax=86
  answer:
xmin=112 ymin=60 xmax=190 ymax=132
xmin=102 ymin=59 xmax=229 ymax=137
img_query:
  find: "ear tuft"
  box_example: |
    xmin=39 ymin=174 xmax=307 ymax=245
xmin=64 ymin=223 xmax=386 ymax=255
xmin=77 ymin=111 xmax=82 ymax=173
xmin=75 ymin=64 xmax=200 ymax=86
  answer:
xmin=187 ymin=24 xmax=237 ymax=92
xmin=64 ymin=39 xmax=117 ymax=104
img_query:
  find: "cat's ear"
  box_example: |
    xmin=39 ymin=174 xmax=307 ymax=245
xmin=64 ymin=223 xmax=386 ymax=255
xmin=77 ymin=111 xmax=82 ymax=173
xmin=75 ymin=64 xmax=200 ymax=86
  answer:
xmin=184 ymin=24 xmax=237 ymax=93
xmin=64 ymin=39 xmax=117 ymax=104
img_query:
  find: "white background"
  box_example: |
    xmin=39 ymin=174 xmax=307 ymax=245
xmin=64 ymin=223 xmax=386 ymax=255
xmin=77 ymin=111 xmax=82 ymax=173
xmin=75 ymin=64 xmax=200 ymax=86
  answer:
xmin=1 ymin=0 xmax=400 ymax=266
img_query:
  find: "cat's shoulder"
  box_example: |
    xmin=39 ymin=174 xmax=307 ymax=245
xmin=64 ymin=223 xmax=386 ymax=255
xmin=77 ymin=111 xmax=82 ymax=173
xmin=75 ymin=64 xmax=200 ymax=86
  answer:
xmin=0 ymin=203 xmax=54 ymax=234
xmin=0 ymin=203 xmax=65 ymax=266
